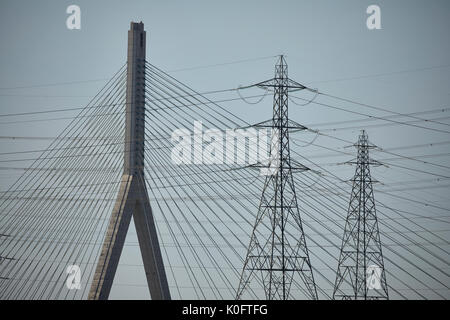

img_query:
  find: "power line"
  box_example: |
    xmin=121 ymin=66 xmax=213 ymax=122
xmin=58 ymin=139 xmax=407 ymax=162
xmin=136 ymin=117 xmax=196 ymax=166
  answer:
xmin=166 ymin=55 xmax=278 ymax=73
xmin=0 ymin=87 xmax=239 ymax=118
xmin=305 ymin=64 xmax=450 ymax=84
xmin=0 ymin=78 xmax=110 ymax=91
xmin=305 ymin=107 xmax=450 ymax=128
xmin=320 ymin=91 xmax=450 ymax=128
xmin=290 ymin=94 xmax=450 ymax=134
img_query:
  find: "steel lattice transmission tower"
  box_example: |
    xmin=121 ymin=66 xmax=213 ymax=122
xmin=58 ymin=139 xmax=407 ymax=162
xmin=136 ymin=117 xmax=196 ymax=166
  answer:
xmin=236 ymin=56 xmax=318 ymax=300
xmin=333 ymin=130 xmax=389 ymax=300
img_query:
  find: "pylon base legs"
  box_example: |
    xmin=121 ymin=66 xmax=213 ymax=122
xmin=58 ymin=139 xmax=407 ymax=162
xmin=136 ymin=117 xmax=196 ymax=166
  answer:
xmin=132 ymin=175 xmax=171 ymax=300
xmin=88 ymin=174 xmax=170 ymax=300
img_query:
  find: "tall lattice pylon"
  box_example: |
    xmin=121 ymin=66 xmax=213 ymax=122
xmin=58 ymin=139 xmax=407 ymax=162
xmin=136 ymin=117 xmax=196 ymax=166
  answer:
xmin=333 ymin=130 xmax=389 ymax=300
xmin=236 ymin=56 xmax=318 ymax=300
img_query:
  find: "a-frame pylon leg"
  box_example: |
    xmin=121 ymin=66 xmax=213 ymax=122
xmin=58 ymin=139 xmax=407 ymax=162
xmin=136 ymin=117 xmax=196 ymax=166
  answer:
xmin=88 ymin=174 xmax=134 ymax=300
xmin=88 ymin=174 xmax=170 ymax=300
xmin=132 ymin=175 xmax=171 ymax=300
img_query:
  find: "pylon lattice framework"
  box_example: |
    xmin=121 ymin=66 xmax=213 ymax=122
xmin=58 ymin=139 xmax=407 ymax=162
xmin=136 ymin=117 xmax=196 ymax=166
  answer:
xmin=236 ymin=56 xmax=318 ymax=300
xmin=333 ymin=130 xmax=389 ymax=300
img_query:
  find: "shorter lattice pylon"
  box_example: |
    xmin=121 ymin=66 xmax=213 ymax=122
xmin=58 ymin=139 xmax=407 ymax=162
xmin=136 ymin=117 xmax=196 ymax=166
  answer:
xmin=333 ymin=130 xmax=389 ymax=300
